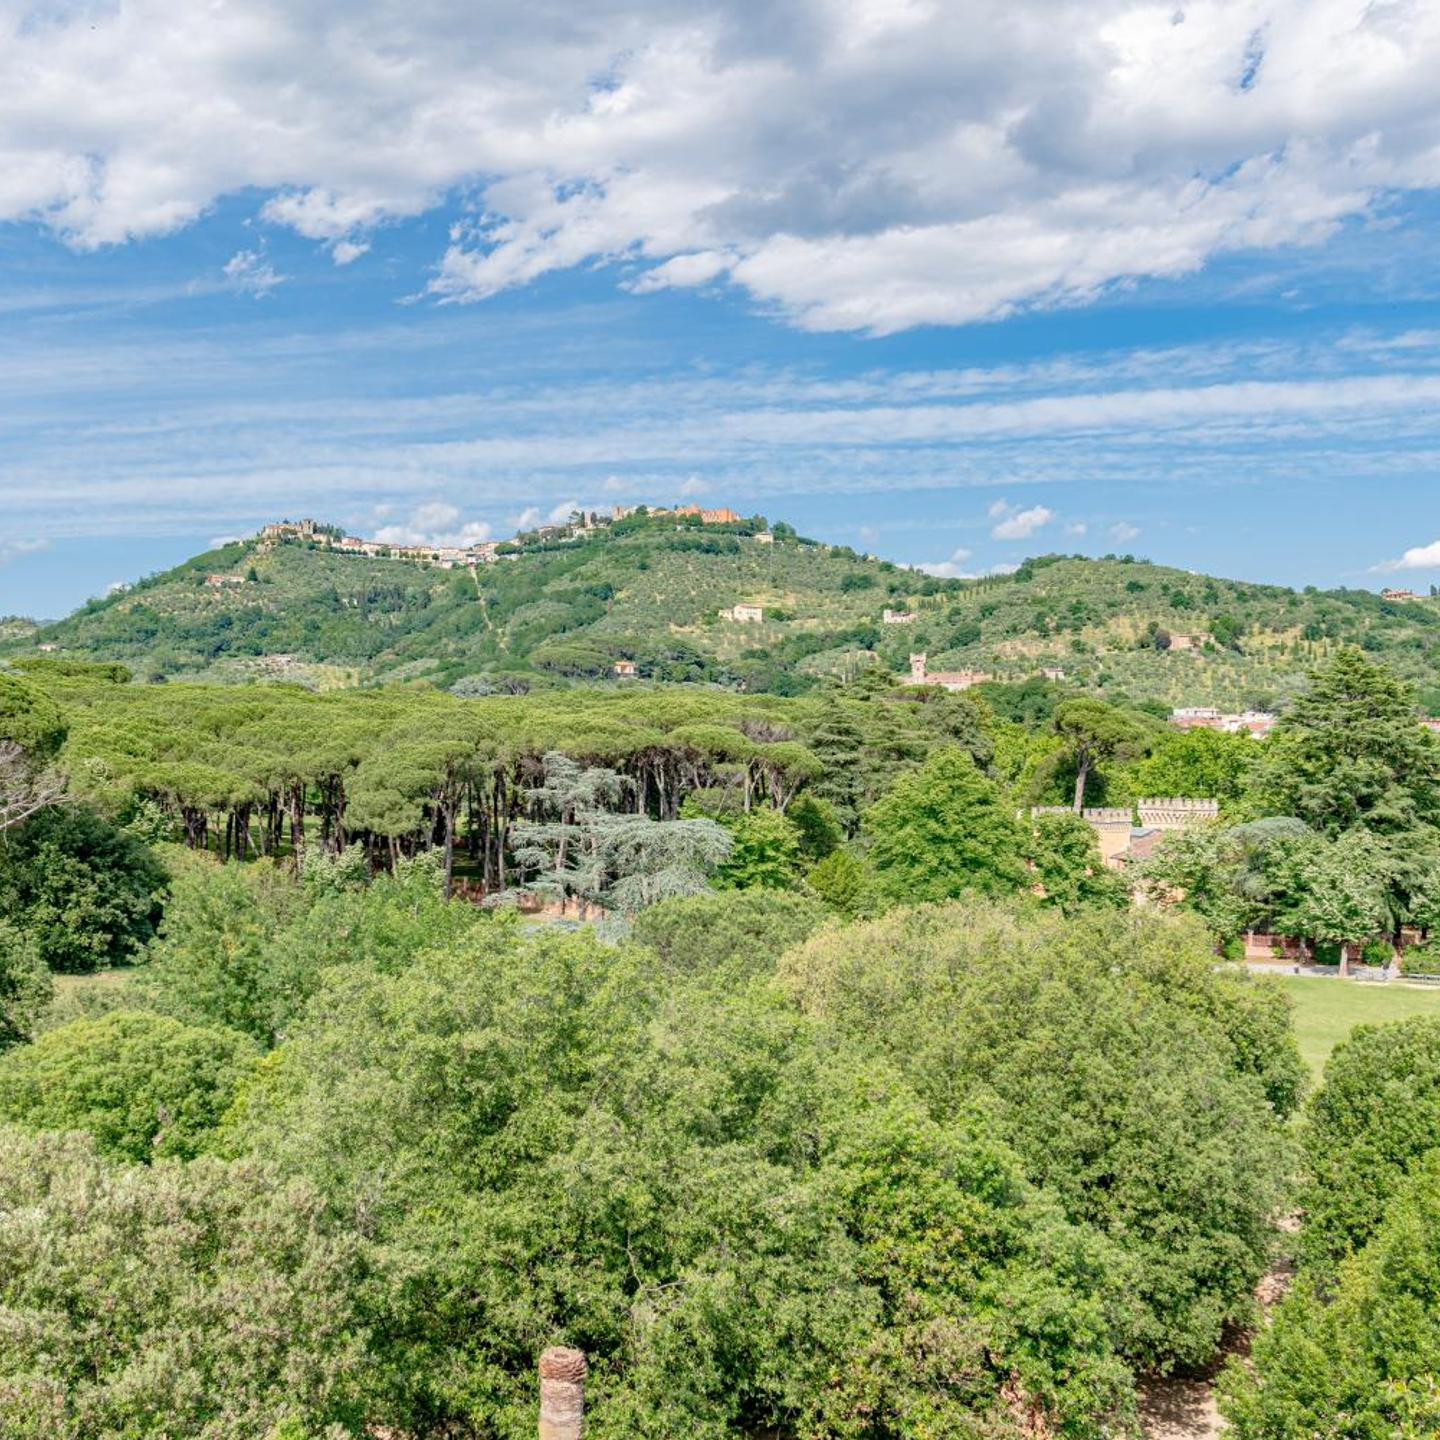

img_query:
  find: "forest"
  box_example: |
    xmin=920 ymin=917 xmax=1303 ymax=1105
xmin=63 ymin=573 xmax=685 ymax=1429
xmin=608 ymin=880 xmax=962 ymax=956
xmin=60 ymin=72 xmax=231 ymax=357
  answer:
xmin=4 ymin=647 xmax=1440 ymax=1436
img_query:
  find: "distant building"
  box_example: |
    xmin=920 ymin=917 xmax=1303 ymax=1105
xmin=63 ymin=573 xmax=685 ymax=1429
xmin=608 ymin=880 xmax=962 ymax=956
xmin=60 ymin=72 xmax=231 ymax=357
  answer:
xmin=908 ymin=653 xmax=991 ymax=691
xmin=721 ymin=603 xmax=765 ymax=623
xmin=1166 ymin=631 xmax=1214 ymax=652
xmin=1030 ymin=796 xmax=1220 ymax=870
xmin=882 ymin=608 xmax=918 ymax=624
xmin=1040 ymin=666 xmax=1067 ymax=681
xmin=204 ymin=573 xmax=244 ymax=588
xmin=675 ymin=505 xmax=743 ymax=524
xmin=1137 ymin=797 xmax=1220 ymax=829
xmin=260 ymin=518 xmax=319 ymax=541
xmin=754 ymin=531 xmax=775 ymax=545
xmin=1422 ymin=717 xmax=1440 ymax=734
xmin=1171 ymin=707 xmax=1224 ymax=730
xmin=1383 ymin=588 xmax=1422 ymax=602
xmin=612 ymin=660 xmax=637 ymax=678
xmin=1223 ymin=710 xmax=1279 ymax=738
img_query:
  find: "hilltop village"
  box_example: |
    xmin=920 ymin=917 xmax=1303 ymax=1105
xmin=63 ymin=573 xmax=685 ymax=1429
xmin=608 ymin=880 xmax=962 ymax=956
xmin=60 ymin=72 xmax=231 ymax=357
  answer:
xmin=255 ymin=503 xmax=752 ymax=570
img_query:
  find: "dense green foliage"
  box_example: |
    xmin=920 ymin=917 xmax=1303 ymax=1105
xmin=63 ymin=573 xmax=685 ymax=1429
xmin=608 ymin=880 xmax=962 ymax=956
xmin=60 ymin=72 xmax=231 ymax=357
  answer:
xmin=0 ymin=1010 xmax=256 ymax=1161
xmin=1299 ymin=1016 xmax=1440 ymax=1268
xmin=777 ymin=902 xmax=1298 ymax=1371
xmin=863 ymin=749 xmax=1027 ymax=903
xmin=1222 ymin=1152 xmax=1440 ymax=1438
xmin=630 ymin=888 xmax=829 ymax=987
xmin=0 ymin=671 xmax=66 ymax=756
xmin=0 ymin=921 xmax=51 ymax=1052
xmin=0 ymin=1127 xmax=370 ymax=1439
xmin=0 ymin=806 xmax=167 ymax=971
xmin=1222 ymin=1017 xmax=1440 ymax=1437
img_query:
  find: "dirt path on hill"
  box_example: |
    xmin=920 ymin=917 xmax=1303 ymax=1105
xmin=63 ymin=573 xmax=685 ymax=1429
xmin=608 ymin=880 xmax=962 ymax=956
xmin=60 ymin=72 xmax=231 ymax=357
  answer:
xmin=1139 ymin=1222 xmax=1298 ymax=1440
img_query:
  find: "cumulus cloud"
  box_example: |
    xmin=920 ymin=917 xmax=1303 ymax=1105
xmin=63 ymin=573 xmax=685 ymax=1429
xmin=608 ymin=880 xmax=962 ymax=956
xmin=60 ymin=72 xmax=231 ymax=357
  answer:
xmin=0 ymin=538 xmax=48 ymax=566
xmin=373 ymin=501 xmax=491 ymax=548
xmin=512 ymin=500 xmax=580 ymax=530
xmin=1110 ymin=521 xmax=1142 ymax=543
xmin=991 ymin=503 xmax=1056 ymax=540
xmin=330 ymin=240 xmax=370 ymax=266
xmin=222 ymin=250 xmax=284 ymax=297
xmin=1 ymin=2 xmax=1438 ymax=332
xmin=1376 ymin=540 xmax=1440 ymax=572
xmin=914 ymin=546 xmax=975 ymax=578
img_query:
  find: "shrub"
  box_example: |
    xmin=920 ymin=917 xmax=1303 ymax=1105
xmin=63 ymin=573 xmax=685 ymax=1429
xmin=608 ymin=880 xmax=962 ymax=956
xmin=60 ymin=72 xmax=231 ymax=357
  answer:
xmin=1301 ymin=1016 xmax=1440 ymax=1268
xmin=0 ymin=1010 xmax=256 ymax=1161
xmin=631 ymin=888 xmax=828 ymax=987
xmin=0 ymin=805 xmax=167 ymax=972
xmin=1221 ymin=1151 xmax=1440 ymax=1438
xmin=0 ymin=1128 xmax=370 ymax=1437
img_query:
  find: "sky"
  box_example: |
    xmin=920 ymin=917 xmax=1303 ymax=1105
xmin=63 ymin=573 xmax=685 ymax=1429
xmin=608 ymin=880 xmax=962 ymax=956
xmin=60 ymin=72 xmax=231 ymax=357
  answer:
xmin=4 ymin=0 xmax=1440 ymax=619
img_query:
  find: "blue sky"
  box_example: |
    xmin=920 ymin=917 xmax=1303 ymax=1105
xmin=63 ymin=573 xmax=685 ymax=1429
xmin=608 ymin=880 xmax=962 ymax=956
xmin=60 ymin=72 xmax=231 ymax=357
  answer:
xmin=3 ymin=0 xmax=1440 ymax=619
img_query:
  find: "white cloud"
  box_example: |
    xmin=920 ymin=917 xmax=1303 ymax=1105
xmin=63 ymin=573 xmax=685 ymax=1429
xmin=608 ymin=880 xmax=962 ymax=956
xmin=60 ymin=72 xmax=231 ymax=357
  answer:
xmin=511 ymin=500 xmax=579 ymax=530
xmin=1065 ymin=520 xmax=1089 ymax=536
xmin=0 ymin=2 xmax=1438 ymax=332
xmin=330 ymin=240 xmax=370 ymax=266
xmin=373 ymin=501 xmax=491 ymax=548
xmin=222 ymin=250 xmax=284 ymax=297
xmin=1376 ymin=540 xmax=1440 ymax=572
xmin=992 ymin=504 xmax=1055 ymax=540
xmin=12 ymin=320 xmax=1440 ymax=549
xmin=1110 ymin=521 xmax=1142 ymax=543
xmin=677 ymin=475 xmax=707 ymax=496
xmin=0 ymin=538 xmax=48 ymax=566
xmin=914 ymin=546 xmax=975 ymax=578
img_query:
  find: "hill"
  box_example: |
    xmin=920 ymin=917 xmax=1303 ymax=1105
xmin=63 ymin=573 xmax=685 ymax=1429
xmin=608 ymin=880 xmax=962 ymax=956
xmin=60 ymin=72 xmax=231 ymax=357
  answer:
xmin=8 ymin=510 xmax=1440 ymax=707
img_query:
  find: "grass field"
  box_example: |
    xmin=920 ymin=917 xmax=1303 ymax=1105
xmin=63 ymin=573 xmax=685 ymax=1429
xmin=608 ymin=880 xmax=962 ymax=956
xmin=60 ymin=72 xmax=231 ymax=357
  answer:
xmin=1274 ymin=976 xmax=1440 ymax=1079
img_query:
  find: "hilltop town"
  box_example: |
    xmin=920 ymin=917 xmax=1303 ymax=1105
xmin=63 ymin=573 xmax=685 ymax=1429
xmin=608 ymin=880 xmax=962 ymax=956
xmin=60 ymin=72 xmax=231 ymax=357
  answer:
xmin=254 ymin=503 xmax=755 ymax=572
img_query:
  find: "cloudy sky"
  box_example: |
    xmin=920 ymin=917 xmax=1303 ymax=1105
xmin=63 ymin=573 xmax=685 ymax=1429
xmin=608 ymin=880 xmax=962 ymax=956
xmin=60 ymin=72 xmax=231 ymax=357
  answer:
xmin=4 ymin=0 xmax=1440 ymax=616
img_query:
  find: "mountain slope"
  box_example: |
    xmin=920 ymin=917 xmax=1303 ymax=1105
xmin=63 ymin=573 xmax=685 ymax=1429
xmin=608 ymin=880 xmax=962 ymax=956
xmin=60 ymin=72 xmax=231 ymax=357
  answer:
xmin=8 ymin=516 xmax=1440 ymax=707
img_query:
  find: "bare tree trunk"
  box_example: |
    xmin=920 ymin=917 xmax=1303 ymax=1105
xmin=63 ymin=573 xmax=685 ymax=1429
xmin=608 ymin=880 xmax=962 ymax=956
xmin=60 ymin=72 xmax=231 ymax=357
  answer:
xmin=1072 ymin=758 xmax=1090 ymax=813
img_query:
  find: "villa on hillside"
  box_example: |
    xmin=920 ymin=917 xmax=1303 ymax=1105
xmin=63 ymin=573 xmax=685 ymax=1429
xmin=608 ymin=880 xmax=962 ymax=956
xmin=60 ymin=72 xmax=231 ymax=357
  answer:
xmin=1170 ymin=706 xmax=1277 ymax=737
xmin=720 ymin=603 xmax=764 ymax=623
xmin=908 ymin=653 xmax=992 ymax=690
xmin=1165 ymin=630 xmax=1214 ymax=651
xmin=612 ymin=660 xmax=637 ymax=678
xmin=882 ymin=608 xmax=918 ymax=624
xmin=1383 ymin=588 xmax=1423 ymax=602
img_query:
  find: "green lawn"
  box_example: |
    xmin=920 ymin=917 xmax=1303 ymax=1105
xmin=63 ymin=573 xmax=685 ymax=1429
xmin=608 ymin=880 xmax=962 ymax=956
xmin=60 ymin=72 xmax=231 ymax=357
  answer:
xmin=1275 ymin=975 xmax=1440 ymax=1079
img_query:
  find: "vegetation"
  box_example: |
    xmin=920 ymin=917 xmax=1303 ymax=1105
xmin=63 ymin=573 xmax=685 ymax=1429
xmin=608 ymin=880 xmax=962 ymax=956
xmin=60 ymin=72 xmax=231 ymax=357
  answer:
xmin=1222 ymin=1017 xmax=1440 ymax=1437
xmin=15 ymin=516 xmax=1440 ymax=706
xmin=1274 ymin=973 xmax=1440 ymax=1077
xmin=11 ymin=583 xmax=1440 ymax=1435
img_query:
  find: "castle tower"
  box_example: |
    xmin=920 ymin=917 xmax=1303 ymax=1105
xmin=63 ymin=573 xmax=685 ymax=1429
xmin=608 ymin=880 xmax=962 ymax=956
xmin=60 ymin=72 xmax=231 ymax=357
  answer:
xmin=910 ymin=653 xmax=927 ymax=683
xmin=1137 ymin=797 xmax=1219 ymax=830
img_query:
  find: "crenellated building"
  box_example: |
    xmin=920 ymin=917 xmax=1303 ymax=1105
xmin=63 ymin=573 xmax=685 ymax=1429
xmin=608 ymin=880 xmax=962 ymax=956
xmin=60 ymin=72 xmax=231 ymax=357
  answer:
xmin=908 ymin=652 xmax=992 ymax=690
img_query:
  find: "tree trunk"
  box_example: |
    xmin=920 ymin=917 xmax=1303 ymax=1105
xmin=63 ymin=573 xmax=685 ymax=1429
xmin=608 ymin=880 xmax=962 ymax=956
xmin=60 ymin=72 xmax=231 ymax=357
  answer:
xmin=1072 ymin=757 xmax=1091 ymax=813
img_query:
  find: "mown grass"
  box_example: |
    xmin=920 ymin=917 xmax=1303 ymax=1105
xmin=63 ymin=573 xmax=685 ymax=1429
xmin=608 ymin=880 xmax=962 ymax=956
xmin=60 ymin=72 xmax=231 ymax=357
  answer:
xmin=1275 ymin=975 xmax=1440 ymax=1079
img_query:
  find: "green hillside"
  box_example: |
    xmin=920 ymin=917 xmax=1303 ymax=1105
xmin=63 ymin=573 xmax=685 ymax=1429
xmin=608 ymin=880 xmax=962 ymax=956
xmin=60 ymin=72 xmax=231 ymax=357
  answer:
xmin=8 ymin=512 xmax=1440 ymax=706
